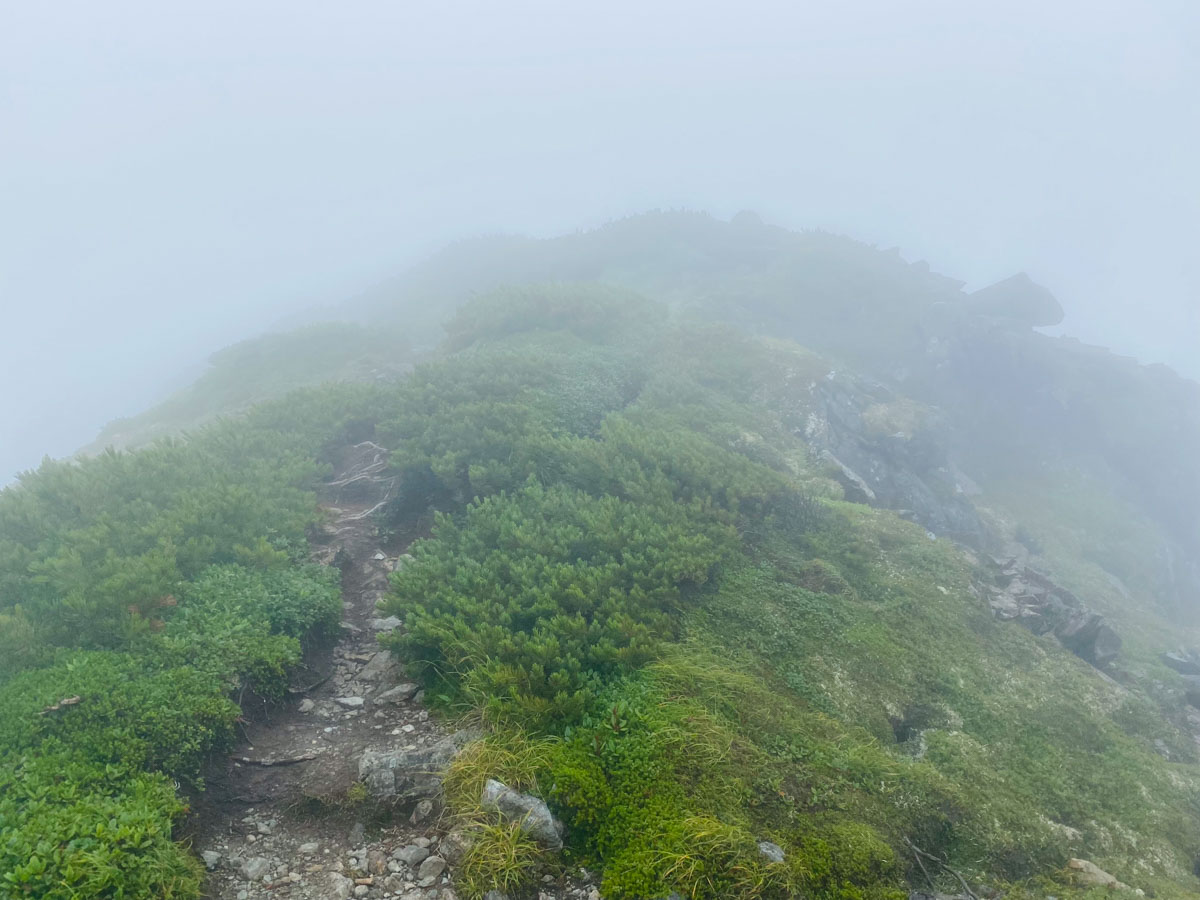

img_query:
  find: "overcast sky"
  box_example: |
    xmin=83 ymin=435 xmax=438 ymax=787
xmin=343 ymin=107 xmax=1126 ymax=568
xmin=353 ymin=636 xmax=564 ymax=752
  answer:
xmin=2 ymin=0 xmax=1197 ymax=483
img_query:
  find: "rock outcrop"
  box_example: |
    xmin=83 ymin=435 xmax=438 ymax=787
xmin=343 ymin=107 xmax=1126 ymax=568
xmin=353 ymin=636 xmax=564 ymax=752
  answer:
xmin=799 ymin=373 xmax=986 ymax=545
xmin=984 ymin=557 xmax=1121 ymax=669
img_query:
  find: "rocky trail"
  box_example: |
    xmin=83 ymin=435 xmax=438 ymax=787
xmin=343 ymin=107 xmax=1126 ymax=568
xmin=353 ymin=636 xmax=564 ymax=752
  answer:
xmin=186 ymin=443 xmax=600 ymax=900
xmin=187 ymin=443 xmax=461 ymax=900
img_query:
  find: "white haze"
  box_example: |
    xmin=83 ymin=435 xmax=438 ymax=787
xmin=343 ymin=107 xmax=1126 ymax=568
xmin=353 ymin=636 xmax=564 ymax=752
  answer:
xmin=1 ymin=0 xmax=1197 ymax=483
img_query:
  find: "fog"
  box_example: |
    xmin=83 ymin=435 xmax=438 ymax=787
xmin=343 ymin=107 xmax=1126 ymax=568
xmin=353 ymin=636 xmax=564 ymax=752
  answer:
xmin=2 ymin=0 xmax=1197 ymax=484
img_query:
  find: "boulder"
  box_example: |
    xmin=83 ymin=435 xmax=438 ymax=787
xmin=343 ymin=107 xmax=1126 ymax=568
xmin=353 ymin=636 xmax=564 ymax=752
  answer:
xmin=358 ymin=650 xmax=400 ymax=682
xmin=359 ymin=733 xmax=471 ymax=800
xmin=1067 ymin=857 xmax=1129 ymax=890
xmin=966 ymin=272 xmax=1064 ymax=327
xmin=200 ymin=850 xmax=221 ymax=870
xmin=481 ymin=779 xmax=563 ymax=849
xmin=1055 ymin=612 xmax=1122 ymax=669
xmin=376 ymin=682 xmax=421 ymax=704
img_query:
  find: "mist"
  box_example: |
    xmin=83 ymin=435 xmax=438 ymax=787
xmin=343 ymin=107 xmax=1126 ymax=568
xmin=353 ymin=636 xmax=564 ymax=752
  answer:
xmin=2 ymin=0 xmax=1197 ymax=484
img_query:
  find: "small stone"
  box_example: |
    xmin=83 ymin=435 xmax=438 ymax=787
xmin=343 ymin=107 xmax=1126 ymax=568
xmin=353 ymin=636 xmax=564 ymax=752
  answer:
xmin=299 ymin=842 xmax=319 ymax=854
xmin=237 ymin=892 xmax=248 ymax=900
xmin=414 ymin=837 xmax=432 ymax=849
xmin=246 ymin=833 xmax=257 ymax=843
xmin=240 ymin=856 xmax=272 ymax=881
xmin=757 ymin=841 xmax=786 ymax=863
xmin=349 ymin=822 xmax=366 ymax=845
xmin=417 ymin=856 xmax=447 ymax=881
xmin=256 ymin=821 xmax=273 ymax=835
xmin=410 ymin=798 xmax=435 ymax=824
xmin=200 ymin=850 xmax=222 ymax=870
xmin=336 ymin=696 xmax=366 ymax=709
xmin=483 ymin=892 xmax=509 ymax=900
xmin=371 ymin=616 xmax=404 ymax=632
xmin=438 ymin=830 xmax=475 ymax=866
xmin=395 ymin=845 xmax=430 ymax=867
xmin=354 ymin=886 xmax=370 ymax=897
xmin=299 ymin=698 xmax=316 ymax=713
xmin=368 ymin=849 xmax=389 ymax=876
xmin=330 ymin=872 xmax=355 ymax=900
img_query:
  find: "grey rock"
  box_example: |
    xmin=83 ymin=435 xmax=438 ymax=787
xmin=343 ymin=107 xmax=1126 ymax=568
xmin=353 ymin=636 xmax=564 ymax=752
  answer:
xmin=239 ymin=856 xmax=272 ymax=881
xmin=336 ymin=696 xmax=366 ymax=708
xmin=439 ymin=830 xmax=475 ymax=865
xmin=395 ymin=845 xmax=430 ymax=867
xmin=418 ymin=856 xmax=447 ymax=881
xmin=298 ymin=698 xmax=316 ymax=713
xmin=368 ymin=848 xmax=389 ymax=875
xmin=256 ymin=820 xmax=272 ymax=835
xmin=1056 ymin=612 xmax=1121 ymax=669
xmin=481 ymin=778 xmax=563 ymax=849
xmin=359 ymin=732 xmax=474 ymax=800
xmin=298 ymin=841 xmax=319 ymax=854
xmin=354 ymin=886 xmax=370 ymax=897
xmin=329 ymin=872 xmax=355 ymax=900
xmin=200 ymin=850 xmax=222 ymax=870
xmin=1162 ymin=651 xmax=1200 ymax=676
xmin=376 ymin=683 xmax=421 ymax=704
xmin=359 ymin=650 xmax=400 ymax=682
xmin=384 ymin=874 xmax=407 ymax=891
xmin=483 ymin=893 xmax=510 ymax=900
xmin=1067 ymin=858 xmax=1129 ymax=890
xmin=237 ymin=892 xmax=248 ymax=900
xmin=410 ymin=798 xmax=435 ymax=824
xmin=348 ymin=821 xmax=366 ymax=845
xmin=757 ymin=841 xmax=786 ymax=863
xmin=371 ymin=616 xmax=404 ymax=632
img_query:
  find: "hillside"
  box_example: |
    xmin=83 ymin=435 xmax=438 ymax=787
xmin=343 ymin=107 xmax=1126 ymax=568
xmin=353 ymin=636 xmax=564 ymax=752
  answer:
xmin=3 ymin=214 xmax=1200 ymax=900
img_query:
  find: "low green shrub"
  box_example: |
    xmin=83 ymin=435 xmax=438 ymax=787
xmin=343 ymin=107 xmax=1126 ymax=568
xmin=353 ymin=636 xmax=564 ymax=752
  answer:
xmin=384 ymin=480 xmax=734 ymax=725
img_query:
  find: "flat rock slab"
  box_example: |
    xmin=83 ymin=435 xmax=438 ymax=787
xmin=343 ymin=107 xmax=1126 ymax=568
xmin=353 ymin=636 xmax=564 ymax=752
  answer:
xmin=359 ymin=732 xmax=474 ymax=800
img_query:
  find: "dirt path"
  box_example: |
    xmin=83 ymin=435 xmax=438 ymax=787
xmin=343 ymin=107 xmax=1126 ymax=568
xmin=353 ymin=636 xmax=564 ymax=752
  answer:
xmin=189 ymin=443 xmax=459 ymax=900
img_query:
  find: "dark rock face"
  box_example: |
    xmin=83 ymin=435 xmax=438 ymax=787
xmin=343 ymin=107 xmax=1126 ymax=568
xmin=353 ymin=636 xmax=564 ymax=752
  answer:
xmin=801 ymin=374 xmax=986 ymax=545
xmin=985 ymin=558 xmax=1121 ymax=669
xmin=1057 ymin=612 xmax=1122 ymax=669
xmin=966 ymin=272 xmax=1065 ymax=327
xmin=1163 ymin=651 xmax=1200 ymax=677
